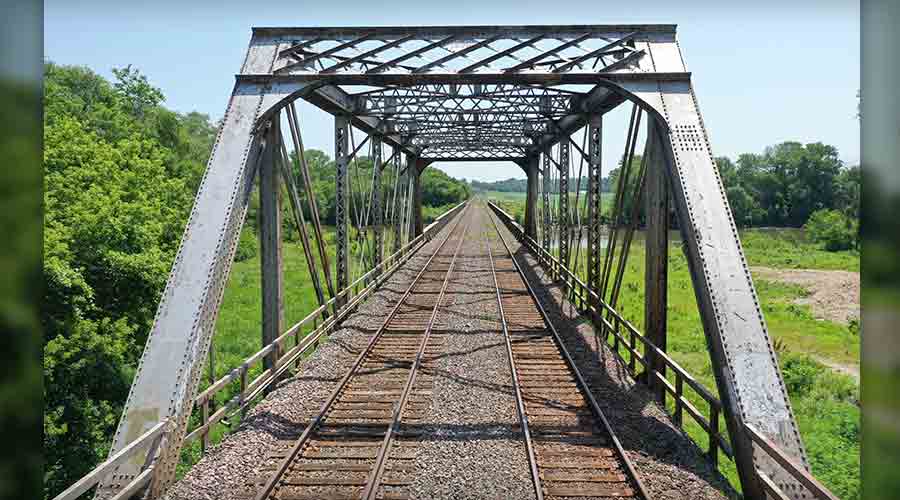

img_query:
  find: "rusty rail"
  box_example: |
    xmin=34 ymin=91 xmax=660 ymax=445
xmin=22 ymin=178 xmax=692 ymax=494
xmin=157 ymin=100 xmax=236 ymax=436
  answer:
xmin=486 ymin=203 xmax=650 ymax=500
xmin=184 ymin=200 xmax=467 ymax=452
xmin=488 ymin=201 xmax=733 ymax=464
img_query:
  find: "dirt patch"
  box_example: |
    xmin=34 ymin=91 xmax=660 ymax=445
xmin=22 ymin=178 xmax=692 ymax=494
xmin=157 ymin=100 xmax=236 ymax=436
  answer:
xmin=751 ymin=266 xmax=859 ymax=325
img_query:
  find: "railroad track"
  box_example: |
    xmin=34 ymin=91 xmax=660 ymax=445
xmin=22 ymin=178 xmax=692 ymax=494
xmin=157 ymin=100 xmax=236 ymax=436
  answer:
xmin=252 ymin=203 xmax=471 ymax=500
xmin=484 ymin=205 xmax=650 ymax=500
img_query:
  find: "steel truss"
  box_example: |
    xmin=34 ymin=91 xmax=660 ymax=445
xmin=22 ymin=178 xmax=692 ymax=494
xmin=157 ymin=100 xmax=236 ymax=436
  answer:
xmin=96 ymin=24 xmax=815 ymax=500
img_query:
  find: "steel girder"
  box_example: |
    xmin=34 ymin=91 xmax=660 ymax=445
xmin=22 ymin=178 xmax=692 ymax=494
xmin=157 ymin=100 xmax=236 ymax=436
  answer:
xmin=616 ymin=80 xmax=812 ymax=499
xmin=372 ymin=135 xmax=383 ymax=274
xmin=541 ymin=149 xmax=552 ymax=254
xmin=334 ymin=115 xmax=350 ymax=305
xmin=558 ymin=140 xmax=570 ymax=270
xmin=98 ymin=24 xmax=812 ymax=500
xmin=587 ymin=114 xmax=602 ymax=292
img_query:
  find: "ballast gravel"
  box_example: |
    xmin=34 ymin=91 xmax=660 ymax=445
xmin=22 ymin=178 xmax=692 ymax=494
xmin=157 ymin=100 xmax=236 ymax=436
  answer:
xmin=493 ymin=217 xmax=737 ymax=500
xmin=408 ymin=205 xmax=535 ymax=500
xmin=165 ymin=214 xmax=461 ymax=500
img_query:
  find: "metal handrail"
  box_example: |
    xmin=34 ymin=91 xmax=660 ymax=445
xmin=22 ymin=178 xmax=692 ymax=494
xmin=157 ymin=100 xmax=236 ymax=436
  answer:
xmin=184 ymin=200 xmax=467 ymax=449
xmin=52 ymin=420 xmax=171 ymax=500
xmin=54 ymin=201 xmax=468 ymax=500
xmin=745 ymin=424 xmax=840 ymax=500
xmin=488 ymin=200 xmax=733 ymax=462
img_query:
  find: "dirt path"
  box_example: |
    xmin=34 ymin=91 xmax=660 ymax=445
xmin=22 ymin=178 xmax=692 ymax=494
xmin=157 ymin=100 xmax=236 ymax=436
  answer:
xmin=751 ymin=266 xmax=860 ymax=381
xmin=751 ymin=267 xmax=859 ymax=325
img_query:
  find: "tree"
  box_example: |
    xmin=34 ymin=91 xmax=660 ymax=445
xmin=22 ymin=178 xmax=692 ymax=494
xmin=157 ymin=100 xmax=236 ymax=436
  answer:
xmin=111 ymin=64 xmax=164 ymax=119
xmin=42 ymin=62 xmax=215 ymax=499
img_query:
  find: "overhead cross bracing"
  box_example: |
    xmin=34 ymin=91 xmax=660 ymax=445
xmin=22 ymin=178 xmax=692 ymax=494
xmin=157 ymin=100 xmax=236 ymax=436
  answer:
xmin=83 ymin=23 xmax=835 ymax=500
xmin=240 ymin=25 xmax=676 ymax=161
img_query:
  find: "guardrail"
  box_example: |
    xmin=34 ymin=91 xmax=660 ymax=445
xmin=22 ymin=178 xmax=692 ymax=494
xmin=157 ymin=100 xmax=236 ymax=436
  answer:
xmin=488 ymin=201 xmax=731 ymax=464
xmin=746 ymin=424 xmax=840 ymax=500
xmin=57 ymin=201 xmax=467 ymax=500
xmin=488 ymin=201 xmax=841 ymax=500
xmin=52 ymin=420 xmax=172 ymax=500
xmin=184 ymin=199 xmax=467 ymax=453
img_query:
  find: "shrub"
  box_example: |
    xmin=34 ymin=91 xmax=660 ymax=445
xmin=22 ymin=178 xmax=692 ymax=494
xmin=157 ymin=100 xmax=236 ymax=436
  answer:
xmin=804 ymin=208 xmax=857 ymax=251
xmin=781 ymin=353 xmax=823 ymax=397
xmin=234 ymin=228 xmax=257 ymax=262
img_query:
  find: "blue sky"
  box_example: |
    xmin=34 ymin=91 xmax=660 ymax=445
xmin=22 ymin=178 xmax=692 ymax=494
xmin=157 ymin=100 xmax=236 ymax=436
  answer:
xmin=44 ymin=0 xmax=859 ymax=182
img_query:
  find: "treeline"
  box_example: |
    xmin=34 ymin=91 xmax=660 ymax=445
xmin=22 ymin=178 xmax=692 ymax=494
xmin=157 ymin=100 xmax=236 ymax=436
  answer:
xmin=42 ymin=62 xmax=467 ymax=499
xmin=470 ymin=175 xmax=612 ymax=193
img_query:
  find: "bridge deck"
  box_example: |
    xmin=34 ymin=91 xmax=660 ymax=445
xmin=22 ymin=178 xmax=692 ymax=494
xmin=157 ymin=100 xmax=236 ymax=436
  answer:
xmin=165 ymin=202 xmax=732 ymax=500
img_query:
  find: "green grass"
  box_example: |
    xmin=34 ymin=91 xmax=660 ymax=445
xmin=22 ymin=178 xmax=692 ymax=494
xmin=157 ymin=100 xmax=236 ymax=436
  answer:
xmin=176 ymin=224 xmax=407 ymax=475
xmin=740 ymin=229 xmax=860 ymax=272
xmin=486 ymin=195 xmax=860 ymax=496
xmin=554 ymin=233 xmax=860 ymax=498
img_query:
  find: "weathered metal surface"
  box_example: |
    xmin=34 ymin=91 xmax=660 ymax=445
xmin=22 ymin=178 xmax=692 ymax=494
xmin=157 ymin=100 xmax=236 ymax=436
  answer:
xmin=372 ymin=134 xmax=383 ymax=274
xmin=541 ymin=149 xmax=551 ymax=253
xmin=586 ymin=114 xmax=602 ymax=292
xmin=335 ymin=115 xmax=350 ymax=303
xmin=259 ymin=121 xmax=284 ymax=374
xmin=557 ymin=141 xmax=570 ymax=270
xmin=617 ymin=39 xmax=811 ymax=498
xmin=643 ymin=119 xmax=668 ymax=400
xmin=238 ymin=25 xmax=689 ymax=161
xmin=523 ymin=155 xmax=539 ymax=238
xmin=96 ymin=72 xmax=311 ymax=497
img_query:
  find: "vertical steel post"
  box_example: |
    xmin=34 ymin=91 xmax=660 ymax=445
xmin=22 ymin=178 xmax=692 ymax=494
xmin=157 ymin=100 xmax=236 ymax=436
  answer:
xmin=372 ymin=135 xmax=383 ymax=275
xmin=644 ymin=118 xmax=669 ymax=401
xmin=524 ymin=155 xmax=539 ymax=238
xmin=558 ymin=140 xmax=570 ymax=271
xmin=411 ymin=156 xmax=424 ymax=238
xmin=258 ymin=120 xmax=283 ymax=375
xmin=542 ymin=149 xmax=551 ymax=253
xmin=392 ymin=149 xmax=403 ymax=255
xmin=587 ymin=114 xmax=603 ymax=293
xmin=335 ymin=115 xmax=350 ymax=305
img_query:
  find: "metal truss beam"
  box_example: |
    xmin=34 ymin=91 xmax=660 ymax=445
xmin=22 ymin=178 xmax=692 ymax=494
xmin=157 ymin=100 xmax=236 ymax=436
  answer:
xmin=558 ymin=141 xmax=570 ymax=270
xmin=586 ymin=114 xmax=602 ymax=292
xmin=98 ymin=25 xmax=813 ymax=500
xmin=334 ymin=115 xmax=350 ymax=304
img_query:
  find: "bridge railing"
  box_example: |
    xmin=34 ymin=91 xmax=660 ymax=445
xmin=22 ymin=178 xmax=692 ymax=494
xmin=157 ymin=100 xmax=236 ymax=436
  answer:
xmin=488 ymin=201 xmax=842 ymax=500
xmin=55 ymin=201 xmax=466 ymax=500
xmin=182 ymin=200 xmax=467 ymax=454
xmin=487 ymin=201 xmax=732 ymax=462
xmin=52 ymin=420 xmax=172 ymax=500
xmin=746 ymin=424 xmax=840 ymax=500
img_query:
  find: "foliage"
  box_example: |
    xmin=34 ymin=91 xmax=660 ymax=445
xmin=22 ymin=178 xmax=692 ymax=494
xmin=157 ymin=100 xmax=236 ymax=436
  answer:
xmin=739 ymin=229 xmax=859 ymax=272
xmin=0 ymin=78 xmax=43 ymax=500
xmin=718 ymin=143 xmax=859 ymax=230
xmin=42 ymin=62 xmax=217 ymax=499
xmin=805 ymin=208 xmax=859 ymax=251
xmin=234 ymin=228 xmax=258 ymax=262
xmin=42 ymin=61 xmax=468 ymax=499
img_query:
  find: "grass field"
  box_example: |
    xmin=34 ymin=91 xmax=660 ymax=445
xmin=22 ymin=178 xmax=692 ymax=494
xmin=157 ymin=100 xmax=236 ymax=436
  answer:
xmin=176 ymin=225 xmax=404 ymax=475
xmin=486 ymin=194 xmax=860 ymax=498
xmin=180 ymin=199 xmax=860 ymax=498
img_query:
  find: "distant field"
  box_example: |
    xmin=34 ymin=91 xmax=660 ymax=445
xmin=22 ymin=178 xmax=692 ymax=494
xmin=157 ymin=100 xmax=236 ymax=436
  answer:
xmin=520 ymin=219 xmax=860 ymax=497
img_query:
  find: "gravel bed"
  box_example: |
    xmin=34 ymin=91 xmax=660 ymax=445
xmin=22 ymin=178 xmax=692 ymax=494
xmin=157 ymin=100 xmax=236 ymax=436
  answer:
xmin=492 ymin=217 xmax=737 ymax=500
xmin=165 ymin=212 xmax=464 ymax=500
xmin=409 ymin=205 xmax=535 ymax=500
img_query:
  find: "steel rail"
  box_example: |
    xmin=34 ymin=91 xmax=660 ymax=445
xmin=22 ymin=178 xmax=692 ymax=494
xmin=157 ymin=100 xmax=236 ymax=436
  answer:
xmin=483 ymin=204 xmax=544 ymax=500
xmin=253 ymin=202 xmax=470 ymax=500
xmin=361 ymin=206 xmax=473 ymax=500
xmin=485 ymin=205 xmax=652 ymax=500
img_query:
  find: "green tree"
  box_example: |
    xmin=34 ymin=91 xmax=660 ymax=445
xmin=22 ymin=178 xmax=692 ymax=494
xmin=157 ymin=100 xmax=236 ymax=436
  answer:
xmin=42 ymin=62 xmax=216 ymax=499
